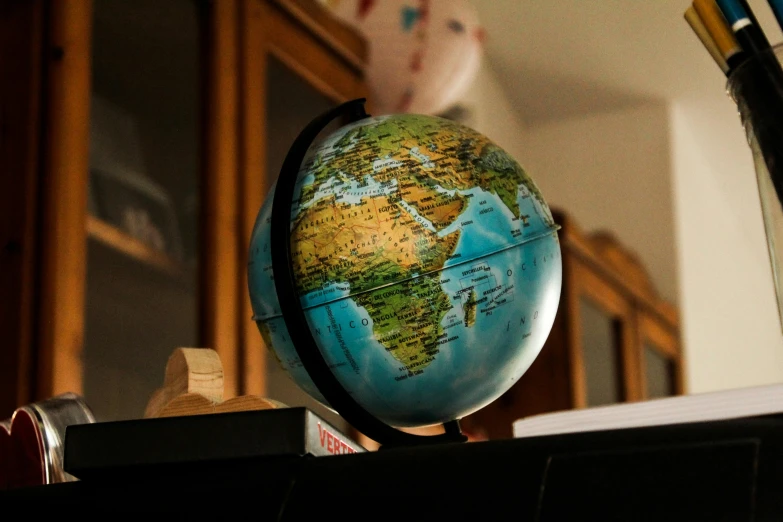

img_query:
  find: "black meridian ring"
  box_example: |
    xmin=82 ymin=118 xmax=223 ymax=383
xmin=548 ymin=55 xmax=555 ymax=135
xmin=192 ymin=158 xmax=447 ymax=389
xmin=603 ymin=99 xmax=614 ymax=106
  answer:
xmin=269 ymin=98 xmax=467 ymax=447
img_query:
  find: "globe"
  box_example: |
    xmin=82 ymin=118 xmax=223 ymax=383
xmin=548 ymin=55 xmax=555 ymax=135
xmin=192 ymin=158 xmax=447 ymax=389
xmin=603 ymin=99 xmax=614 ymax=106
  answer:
xmin=248 ymin=113 xmax=562 ymax=428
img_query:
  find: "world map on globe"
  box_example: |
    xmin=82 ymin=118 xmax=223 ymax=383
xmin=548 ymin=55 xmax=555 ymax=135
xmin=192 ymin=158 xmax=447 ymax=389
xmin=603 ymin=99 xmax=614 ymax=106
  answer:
xmin=248 ymin=113 xmax=562 ymax=427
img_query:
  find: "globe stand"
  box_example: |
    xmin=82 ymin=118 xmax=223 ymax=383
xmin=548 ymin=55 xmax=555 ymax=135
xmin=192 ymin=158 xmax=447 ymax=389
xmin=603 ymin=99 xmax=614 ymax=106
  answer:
xmin=270 ymin=98 xmax=468 ymax=448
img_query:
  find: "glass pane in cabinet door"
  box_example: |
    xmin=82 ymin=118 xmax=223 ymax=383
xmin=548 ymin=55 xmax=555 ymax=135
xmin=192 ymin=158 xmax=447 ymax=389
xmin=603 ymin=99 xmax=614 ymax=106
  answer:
xmin=645 ymin=344 xmax=675 ymax=399
xmin=263 ymin=56 xmax=348 ymax=431
xmin=84 ymin=0 xmax=202 ymax=421
xmin=580 ymin=298 xmax=623 ymax=406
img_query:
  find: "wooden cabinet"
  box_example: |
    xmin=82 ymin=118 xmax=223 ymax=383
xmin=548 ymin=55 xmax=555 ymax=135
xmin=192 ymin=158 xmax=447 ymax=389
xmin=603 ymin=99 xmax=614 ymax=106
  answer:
xmin=0 ymin=0 xmax=368 ymax=421
xmin=463 ymin=210 xmax=683 ymax=440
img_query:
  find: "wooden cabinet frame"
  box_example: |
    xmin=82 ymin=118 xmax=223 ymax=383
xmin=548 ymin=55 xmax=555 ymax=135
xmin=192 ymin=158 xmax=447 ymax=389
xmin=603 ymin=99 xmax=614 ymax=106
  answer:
xmin=37 ymin=0 xmax=94 ymax=401
xmin=637 ymin=311 xmax=684 ymax=398
xmin=567 ymin=257 xmax=642 ymax=407
xmin=201 ymin=0 xmax=243 ymax=398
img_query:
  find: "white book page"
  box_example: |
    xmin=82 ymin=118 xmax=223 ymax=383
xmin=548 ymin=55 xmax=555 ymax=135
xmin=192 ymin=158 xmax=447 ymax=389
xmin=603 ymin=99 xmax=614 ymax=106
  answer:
xmin=513 ymin=383 xmax=783 ymax=439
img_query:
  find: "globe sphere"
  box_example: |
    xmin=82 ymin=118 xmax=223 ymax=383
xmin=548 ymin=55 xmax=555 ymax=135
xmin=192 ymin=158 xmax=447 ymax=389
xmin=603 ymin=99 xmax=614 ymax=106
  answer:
xmin=248 ymin=114 xmax=562 ymax=427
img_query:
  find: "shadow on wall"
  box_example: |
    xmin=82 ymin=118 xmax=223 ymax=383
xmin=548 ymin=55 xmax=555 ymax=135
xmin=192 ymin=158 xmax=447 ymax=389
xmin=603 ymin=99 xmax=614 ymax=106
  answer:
xmin=525 ymin=101 xmax=677 ymax=304
xmin=496 ymin=62 xmax=659 ymax=126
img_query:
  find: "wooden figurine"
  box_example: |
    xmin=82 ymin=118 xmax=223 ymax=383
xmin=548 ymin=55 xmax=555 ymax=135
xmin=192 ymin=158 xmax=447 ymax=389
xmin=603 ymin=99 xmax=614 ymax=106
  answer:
xmin=144 ymin=348 xmax=284 ymax=418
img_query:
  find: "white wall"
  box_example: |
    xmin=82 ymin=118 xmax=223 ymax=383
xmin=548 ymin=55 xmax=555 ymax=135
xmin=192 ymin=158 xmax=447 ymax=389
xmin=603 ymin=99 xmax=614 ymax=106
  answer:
xmin=670 ymin=95 xmax=783 ymax=392
xmin=459 ymin=61 xmax=527 ymax=162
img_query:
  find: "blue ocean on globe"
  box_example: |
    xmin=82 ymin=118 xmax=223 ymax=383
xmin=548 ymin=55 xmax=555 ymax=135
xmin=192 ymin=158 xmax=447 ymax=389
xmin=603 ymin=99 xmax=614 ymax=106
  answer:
xmin=248 ymin=114 xmax=562 ymax=427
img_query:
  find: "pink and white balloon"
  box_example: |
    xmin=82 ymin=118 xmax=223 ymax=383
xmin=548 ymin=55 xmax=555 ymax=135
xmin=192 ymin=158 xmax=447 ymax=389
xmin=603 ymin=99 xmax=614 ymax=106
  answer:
xmin=324 ymin=0 xmax=485 ymax=115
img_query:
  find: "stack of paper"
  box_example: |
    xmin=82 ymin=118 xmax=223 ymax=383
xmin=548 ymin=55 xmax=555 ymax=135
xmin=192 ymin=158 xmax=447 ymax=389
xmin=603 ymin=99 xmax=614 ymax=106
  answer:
xmin=513 ymin=383 xmax=783 ymax=438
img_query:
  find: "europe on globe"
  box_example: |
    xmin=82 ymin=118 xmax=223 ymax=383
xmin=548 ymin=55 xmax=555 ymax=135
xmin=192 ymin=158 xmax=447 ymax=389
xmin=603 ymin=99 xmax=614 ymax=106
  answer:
xmin=248 ymin=113 xmax=562 ymax=428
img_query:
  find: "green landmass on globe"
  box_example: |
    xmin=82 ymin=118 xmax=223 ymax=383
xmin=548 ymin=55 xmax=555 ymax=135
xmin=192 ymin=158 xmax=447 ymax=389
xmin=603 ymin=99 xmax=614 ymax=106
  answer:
xmin=290 ymin=115 xmax=550 ymax=373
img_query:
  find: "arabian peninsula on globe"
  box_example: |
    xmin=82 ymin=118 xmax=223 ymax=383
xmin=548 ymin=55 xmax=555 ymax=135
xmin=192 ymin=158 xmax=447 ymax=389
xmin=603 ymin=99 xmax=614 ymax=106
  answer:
xmin=248 ymin=113 xmax=562 ymax=427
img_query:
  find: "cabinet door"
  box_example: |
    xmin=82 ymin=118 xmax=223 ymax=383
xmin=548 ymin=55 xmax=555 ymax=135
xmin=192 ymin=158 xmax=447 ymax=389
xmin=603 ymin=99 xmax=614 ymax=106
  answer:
xmin=84 ymin=0 xmax=206 ymax=421
xmin=240 ymin=0 xmax=367 ymax=431
xmin=568 ymin=259 xmax=641 ymax=408
xmin=638 ymin=312 xmax=682 ymax=399
xmin=37 ymin=0 xmax=241 ymax=420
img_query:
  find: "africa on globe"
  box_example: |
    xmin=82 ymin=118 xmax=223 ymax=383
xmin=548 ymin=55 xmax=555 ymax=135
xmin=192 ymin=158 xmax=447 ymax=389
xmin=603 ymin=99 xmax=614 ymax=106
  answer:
xmin=248 ymin=113 xmax=562 ymax=428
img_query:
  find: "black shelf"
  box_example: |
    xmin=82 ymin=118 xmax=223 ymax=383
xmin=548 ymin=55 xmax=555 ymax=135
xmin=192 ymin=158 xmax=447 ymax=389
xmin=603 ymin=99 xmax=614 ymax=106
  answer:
xmin=5 ymin=413 xmax=783 ymax=520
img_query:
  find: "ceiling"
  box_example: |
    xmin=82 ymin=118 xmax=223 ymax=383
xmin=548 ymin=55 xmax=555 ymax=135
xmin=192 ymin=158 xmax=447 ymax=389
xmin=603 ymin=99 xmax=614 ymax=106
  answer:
xmin=468 ymin=0 xmax=783 ymax=124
